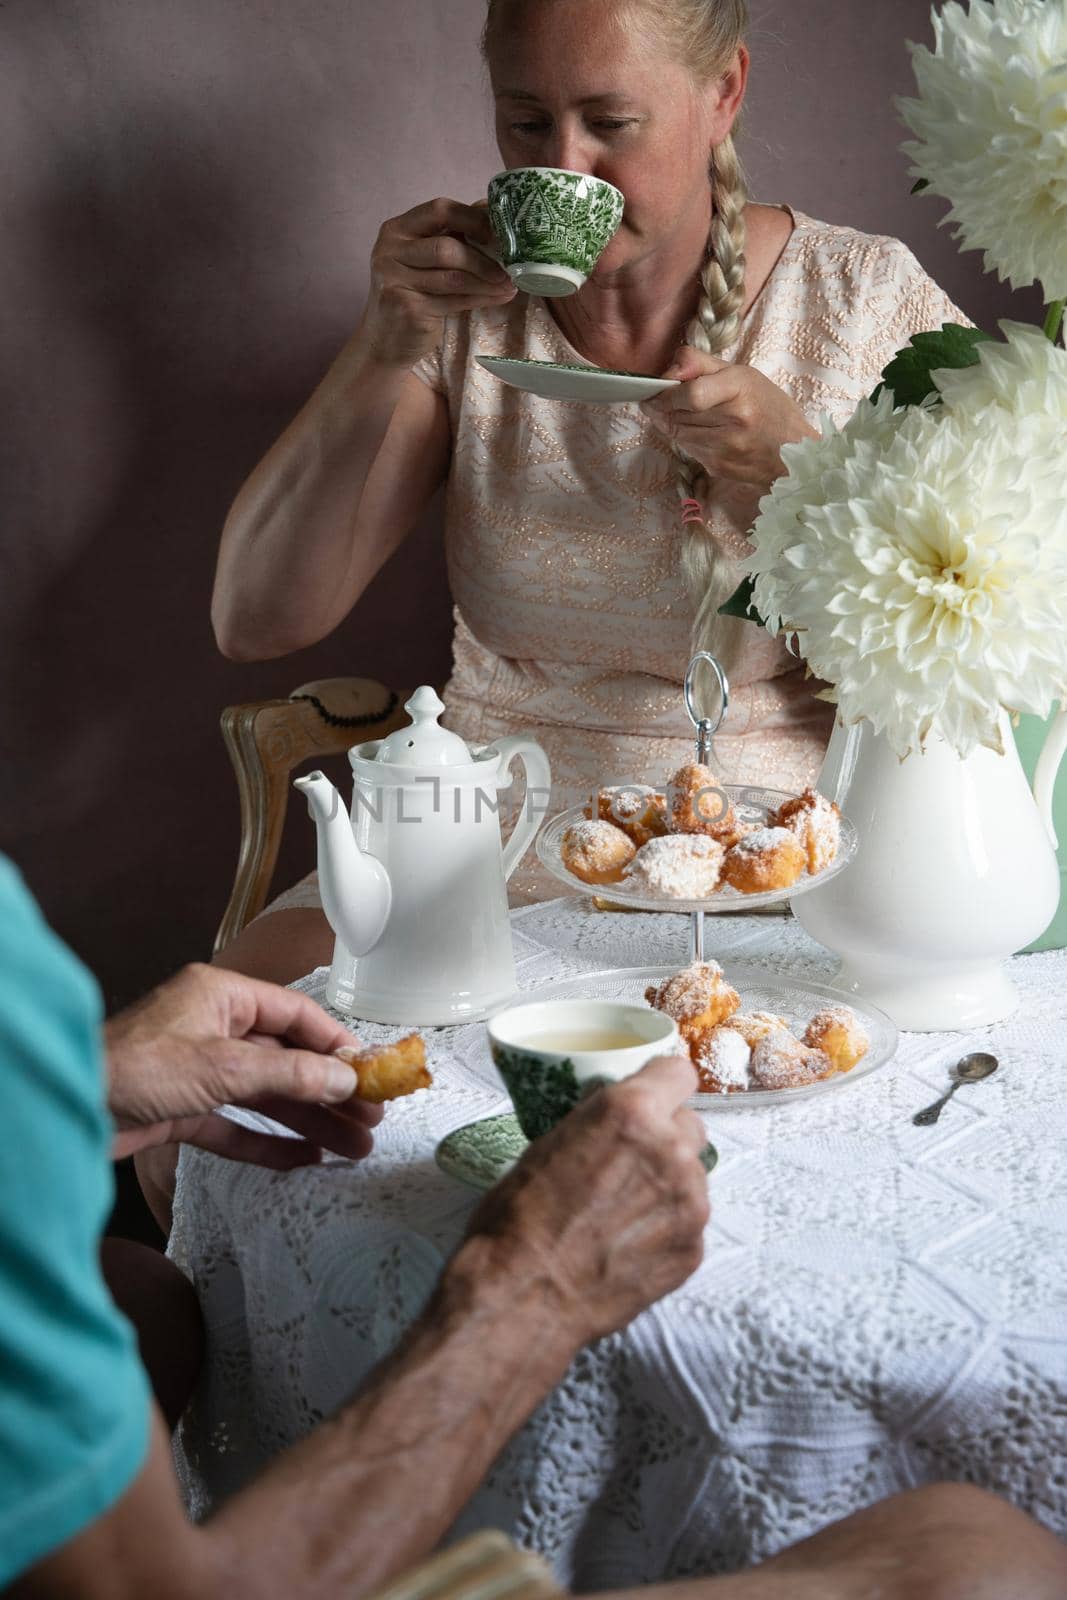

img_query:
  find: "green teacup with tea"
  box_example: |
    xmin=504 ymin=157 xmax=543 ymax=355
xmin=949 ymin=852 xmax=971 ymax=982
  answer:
xmin=487 ymin=166 xmax=625 ymax=298
xmin=488 ymin=997 xmax=679 ymax=1140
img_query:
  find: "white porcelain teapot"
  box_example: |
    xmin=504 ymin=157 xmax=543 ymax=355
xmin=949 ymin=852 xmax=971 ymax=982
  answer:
xmin=294 ymin=687 xmax=551 ymax=1024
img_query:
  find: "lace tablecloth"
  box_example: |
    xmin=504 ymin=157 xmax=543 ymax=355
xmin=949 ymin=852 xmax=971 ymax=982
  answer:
xmin=171 ymin=899 xmax=1067 ymax=1587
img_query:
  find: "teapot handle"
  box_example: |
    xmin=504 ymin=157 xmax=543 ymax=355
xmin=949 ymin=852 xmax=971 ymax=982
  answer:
xmin=1033 ymin=704 xmax=1067 ymax=850
xmin=490 ymin=737 xmax=553 ymax=883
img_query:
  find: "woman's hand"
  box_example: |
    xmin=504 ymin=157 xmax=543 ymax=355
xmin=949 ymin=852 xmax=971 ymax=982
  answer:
xmin=641 ymin=346 xmax=819 ymax=494
xmin=361 ymin=197 xmax=518 ymax=367
xmin=105 ymin=964 xmax=382 ymax=1166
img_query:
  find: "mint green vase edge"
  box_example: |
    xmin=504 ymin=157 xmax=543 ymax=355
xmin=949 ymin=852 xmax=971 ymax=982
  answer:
xmin=1014 ymin=711 xmax=1067 ymax=952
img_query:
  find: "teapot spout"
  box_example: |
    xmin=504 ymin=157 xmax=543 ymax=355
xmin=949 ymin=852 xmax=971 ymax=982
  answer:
xmin=293 ymin=772 xmax=391 ymax=956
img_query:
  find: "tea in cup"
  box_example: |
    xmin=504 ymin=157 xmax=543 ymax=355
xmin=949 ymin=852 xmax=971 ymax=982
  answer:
xmin=487 ymin=166 xmax=625 ymax=298
xmin=488 ymin=997 xmax=679 ymax=1140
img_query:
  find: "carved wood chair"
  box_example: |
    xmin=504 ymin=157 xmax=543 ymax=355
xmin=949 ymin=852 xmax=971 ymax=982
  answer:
xmin=366 ymin=1532 xmax=562 ymax=1600
xmin=214 ymin=676 xmax=409 ymax=954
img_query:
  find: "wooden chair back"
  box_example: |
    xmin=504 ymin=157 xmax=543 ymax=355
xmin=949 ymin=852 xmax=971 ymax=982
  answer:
xmin=214 ymin=676 xmax=408 ymax=953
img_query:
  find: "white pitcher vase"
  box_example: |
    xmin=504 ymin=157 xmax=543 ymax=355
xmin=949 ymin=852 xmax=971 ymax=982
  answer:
xmin=793 ymin=711 xmax=1067 ymax=1031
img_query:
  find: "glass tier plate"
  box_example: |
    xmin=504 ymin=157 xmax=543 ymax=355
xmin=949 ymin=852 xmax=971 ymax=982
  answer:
xmin=488 ymin=964 xmax=899 ymax=1108
xmin=536 ymin=786 xmax=857 ymax=913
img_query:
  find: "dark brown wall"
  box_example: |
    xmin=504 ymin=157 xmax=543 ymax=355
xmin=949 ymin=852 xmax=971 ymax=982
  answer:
xmin=0 ymin=0 xmax=1042 ymax=1006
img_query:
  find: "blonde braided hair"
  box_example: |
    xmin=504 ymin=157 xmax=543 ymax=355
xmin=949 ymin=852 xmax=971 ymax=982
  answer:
xmin=677 ymin=131 xmax=749 ymax=652
xmin=483 ymin=0 xmax=750 ymax=651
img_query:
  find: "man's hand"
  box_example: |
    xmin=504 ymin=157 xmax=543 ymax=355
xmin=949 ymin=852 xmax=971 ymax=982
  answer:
xmin=641 ymin=346 xmax=819 ymax=492
xmin=105 ymin=964 xmax=382 ymax=1166
xmin=462 ymin=1053 xmax=710 ymax=1350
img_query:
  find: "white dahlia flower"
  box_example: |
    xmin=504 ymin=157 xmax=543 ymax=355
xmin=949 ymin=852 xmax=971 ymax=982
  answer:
xmin=899 ymin=0 xmax=1067 ymax=302
xmin=933 ymin=319 xmax=1067 ymax=422
xmin=746 ymin=388 xmax=1067 ymax=758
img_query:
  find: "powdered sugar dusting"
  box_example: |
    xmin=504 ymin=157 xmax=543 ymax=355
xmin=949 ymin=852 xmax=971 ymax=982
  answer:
xmin=562 ymin=818 xmax=633 ymax=871
xmin=625 ymin=834 xmax=724 ymax=897
xmin=808 ymin=1005 xmax=867 ymax=1037
xmin=750 ymin=1028 xmax=829 ymax=1090
xmin=695 ymin=1026 xmax=752 ymax=1093
xmin=734 ymin=826 xmax=796 ymax=855
xmin=645 ymin=960 xmax=726 ymax=1022
xmin=772 ymin=788 xmax=841 ymax=873
xmin=602 ymin=785 xmax=659 ymax=821
xmin=727 ymin=1011 xmax=791 ymax=1048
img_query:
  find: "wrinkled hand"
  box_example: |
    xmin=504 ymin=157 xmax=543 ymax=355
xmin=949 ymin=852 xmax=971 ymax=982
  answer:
xmin=362 ymin=196 xmax=517 ymax=367
xmin=105 ymin=963 xmax=382 ymax=1167
xmin=467 ymin=1055 xmax=709 ymax=1348
xmin=641 ymin=346 xmax=818 ymax=492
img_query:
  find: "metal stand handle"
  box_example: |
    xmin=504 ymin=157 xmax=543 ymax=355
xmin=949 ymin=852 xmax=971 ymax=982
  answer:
xmin=683 ymin=654 xmax=729 ymax=965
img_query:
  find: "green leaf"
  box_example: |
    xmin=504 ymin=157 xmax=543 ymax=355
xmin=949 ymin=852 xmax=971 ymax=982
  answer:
xmin=717 ymin=575 xmax=765 ymax=625
xmin=871 ymin=321 xmax=994 ymax=409
xmin=910 ymin=177 xmax=930 ymax=194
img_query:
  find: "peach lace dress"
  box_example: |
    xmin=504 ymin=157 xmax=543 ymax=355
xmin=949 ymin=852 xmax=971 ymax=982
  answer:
xmin=268 ymin=209 xmax=965 ymax=912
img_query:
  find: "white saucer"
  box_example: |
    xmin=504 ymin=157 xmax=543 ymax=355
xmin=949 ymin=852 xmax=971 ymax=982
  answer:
xmin=476 ymin=353 xmax=679 ymax=404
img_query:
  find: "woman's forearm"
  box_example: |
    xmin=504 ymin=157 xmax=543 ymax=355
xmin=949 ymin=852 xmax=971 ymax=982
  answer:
xmin=211 ymin=333 xmax=447 ymax=661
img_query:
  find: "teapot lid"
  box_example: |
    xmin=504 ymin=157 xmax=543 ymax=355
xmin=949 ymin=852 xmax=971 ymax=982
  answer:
xmin=374 ymin=687 xmax=472 ymax=766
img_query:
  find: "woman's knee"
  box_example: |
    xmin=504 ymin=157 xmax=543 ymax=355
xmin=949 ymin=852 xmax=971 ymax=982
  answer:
xmin=884 ymin=1483 xmax=1067 ymax=1600
xmin=134 ymin=1145 xmax=180 ymax=1237
xmin=211 ymin=907 xmax=334 ymax=986
xmin=100 ymin=1238 xmax=204 ymax=1430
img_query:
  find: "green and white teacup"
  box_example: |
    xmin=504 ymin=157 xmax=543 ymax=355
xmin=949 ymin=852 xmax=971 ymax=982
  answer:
xmin=488 ymin=997 xmax=680 ymax=1141
xmin=487 ymin=166 xmax=625 ymax=298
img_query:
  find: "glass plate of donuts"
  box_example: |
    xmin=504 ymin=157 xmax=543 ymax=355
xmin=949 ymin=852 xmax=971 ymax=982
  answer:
xmin=536 ymin=785 xmax=858 ymax=914
xmin=498 ymin=964 xmax=898 ymax=1106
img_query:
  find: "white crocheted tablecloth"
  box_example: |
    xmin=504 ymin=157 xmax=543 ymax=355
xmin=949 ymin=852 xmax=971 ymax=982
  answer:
xmin=170 ymin=898 xmax=1067 ymax=1587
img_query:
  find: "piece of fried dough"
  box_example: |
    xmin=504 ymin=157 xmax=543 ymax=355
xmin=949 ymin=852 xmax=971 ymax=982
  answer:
xmin=337 ymin=1034 xmax=431 ymax=1103
xmin=644 ymin=961 xmax=741 ymax=1044
xmin=769 ymin=787 xmax=842 ymax=874
xmin=667 ymin=763 xmax=738 ymax=842
xmin=720 ymin=827 xmax=805 ymax=894
xmin=561 ymin=818 xmax=636 ymax=884
xmin=803 ymin=1006 xmax=869 ymax=1074
xmin=595 ymin=785 xmax=669 ymax=848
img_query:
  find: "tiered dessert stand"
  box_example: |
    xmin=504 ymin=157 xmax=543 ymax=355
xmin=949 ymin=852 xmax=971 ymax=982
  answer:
xmin=536 ymin=653 xmax=858 ymax=961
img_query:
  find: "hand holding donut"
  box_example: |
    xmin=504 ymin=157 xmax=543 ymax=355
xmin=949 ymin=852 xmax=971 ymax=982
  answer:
xmin=641 ymin=346 xmax=819 ymax=493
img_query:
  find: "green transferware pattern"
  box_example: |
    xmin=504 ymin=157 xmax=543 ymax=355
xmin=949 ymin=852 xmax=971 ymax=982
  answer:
xmin=489 ymin=169 xmax=624 ymax=274
xmin=501 ymin=357 xmax=654 ymax=379
xmin=436 ymin=1113 xmax=528 ymax=1190
xmin=435 ymin=1112 xmax=717 ymax=1192
xmin=489 ymin=1041 xmax=718 ymax=1171
xmin=490 ymin=1044 xmax=582 ymax=1140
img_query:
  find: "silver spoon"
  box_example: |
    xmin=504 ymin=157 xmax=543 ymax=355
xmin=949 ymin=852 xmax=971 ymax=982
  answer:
xmin=912 ymin=1052 xmax=999 ymax=1126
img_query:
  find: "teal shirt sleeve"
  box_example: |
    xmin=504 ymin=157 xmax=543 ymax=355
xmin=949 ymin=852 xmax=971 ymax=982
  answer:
xmin=0 ymin=857 xmax=150 ymax=1587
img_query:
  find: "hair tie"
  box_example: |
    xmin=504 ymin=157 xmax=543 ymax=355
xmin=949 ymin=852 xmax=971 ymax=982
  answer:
xmin=681 ymin=497 xmax=705 ymax=526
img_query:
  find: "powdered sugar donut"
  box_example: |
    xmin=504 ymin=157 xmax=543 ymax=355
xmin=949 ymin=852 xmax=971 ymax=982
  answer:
xmin=624 ymin=834 xmax=724 ymax=898
xmin=667 ymin=763 xmax=738 ymax=841
xmin=770 ymin=787 xmax=842 ymax=874
xmin=595 ymin=785 xmax=669 ymax=848
xmin=644 ymin=961 xmax=741 ymax=1044
xmin=749 ymin=1027 xmax=832 ymax=1090
xmin=560 ymin=819 xmax=635 ymax=884
xmin=803 ymin=1005 xmax=869 ymax=1074
xmin=692 ymin=1025 xmax=752 ymax=1094
xmin=720 ymin=827 xmax=806 ymax=893
xmin=725 ymin=1010 xmax=792 ymax=1048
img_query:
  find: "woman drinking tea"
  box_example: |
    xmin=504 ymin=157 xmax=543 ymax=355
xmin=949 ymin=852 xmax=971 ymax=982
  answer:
xmin=210 ymin=0 xmax=964 ymax=980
